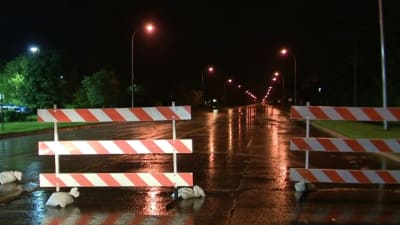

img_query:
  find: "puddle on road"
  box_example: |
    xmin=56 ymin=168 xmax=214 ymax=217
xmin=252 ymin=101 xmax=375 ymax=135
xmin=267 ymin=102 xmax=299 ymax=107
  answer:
xmin=291 ymin=203 xmax=400 ymax=224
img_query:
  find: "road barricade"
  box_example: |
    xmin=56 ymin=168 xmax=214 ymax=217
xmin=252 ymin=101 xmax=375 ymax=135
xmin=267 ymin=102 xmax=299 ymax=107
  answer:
xmin=37 ymin=103 xmax=193 ymax=189
xmin=289 ymin=105 xmax=400 ymax=184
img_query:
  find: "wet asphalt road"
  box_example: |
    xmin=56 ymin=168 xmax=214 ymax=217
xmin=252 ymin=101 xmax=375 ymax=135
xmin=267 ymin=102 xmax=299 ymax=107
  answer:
xmin=1 ymin=104 xmax=400 ymax=225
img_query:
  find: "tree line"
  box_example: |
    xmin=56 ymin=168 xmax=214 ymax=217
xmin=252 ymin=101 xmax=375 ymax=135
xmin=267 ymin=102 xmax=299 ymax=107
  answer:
xmin=0 ymin=50 xmax=122 ymax=110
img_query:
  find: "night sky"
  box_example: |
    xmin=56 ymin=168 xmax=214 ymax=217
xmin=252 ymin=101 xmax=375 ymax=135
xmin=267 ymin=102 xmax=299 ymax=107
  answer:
xmin=1 ymin=1 xmax=400 ymax=100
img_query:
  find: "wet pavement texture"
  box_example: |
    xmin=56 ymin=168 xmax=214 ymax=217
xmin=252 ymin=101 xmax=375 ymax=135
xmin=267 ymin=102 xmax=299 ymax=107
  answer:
xmin=1 ymin=105 xmax=400 ymax=224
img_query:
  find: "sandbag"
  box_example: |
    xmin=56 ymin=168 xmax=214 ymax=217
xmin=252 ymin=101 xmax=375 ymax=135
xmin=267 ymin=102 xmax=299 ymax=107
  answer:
xmin=0 ymin=171 xmax=22 ymax=184
xmin=46 ymin=187 xmax=79 ymax=208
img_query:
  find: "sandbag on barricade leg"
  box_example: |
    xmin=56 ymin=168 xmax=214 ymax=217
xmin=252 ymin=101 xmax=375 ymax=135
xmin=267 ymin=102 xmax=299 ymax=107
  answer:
xmin=46 ymin=187 xmax=80 ymax=208
xmin=0 ymin=171 xmax=23 ymax=184
xmin=294 ymin=181 xmax=317 ymax=202
xmin=167 ymin=185 xmax=206 ymax=211
xmin=171 ymin=185 xmax=206 ymax=200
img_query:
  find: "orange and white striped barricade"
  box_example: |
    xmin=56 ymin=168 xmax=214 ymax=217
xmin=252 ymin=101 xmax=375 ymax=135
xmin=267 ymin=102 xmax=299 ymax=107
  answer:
xmin=289 ymin=105 xmax=400 ymax=184
xmin=37 ymin=103 xmax=193 ymax=192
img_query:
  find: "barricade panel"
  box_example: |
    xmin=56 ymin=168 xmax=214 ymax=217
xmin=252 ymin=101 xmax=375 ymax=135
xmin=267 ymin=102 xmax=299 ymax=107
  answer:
xmin=38 ymin=106 xmax=191 ymax=122
xmin=40 ymin=172 xmax=193 ymax=187
xmin=290 ymin=106 xmax=400 ymax=121
xmin=39 ymin=139 xmax=193 ymax=155
xmin=290 ymin=137 xmax=400 ymax=153
xmin=290 ymin=168 xmax=400 ymax=184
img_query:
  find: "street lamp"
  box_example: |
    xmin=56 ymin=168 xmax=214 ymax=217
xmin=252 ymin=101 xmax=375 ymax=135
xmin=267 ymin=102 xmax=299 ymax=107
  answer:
xmin=201 ymin=66 xmax=214 ymax=104
xmin=131 ymin=23 xmax=155 ymax=108
xmin=29 ymin=45 xmax=40 ymax=54
xmin=223 ymin=78 xmax=233 ymax=106
xmin=273 ymin=71 xmax=285 ymax=105
xmin=280 ymin=48 xmax=297 ymax=105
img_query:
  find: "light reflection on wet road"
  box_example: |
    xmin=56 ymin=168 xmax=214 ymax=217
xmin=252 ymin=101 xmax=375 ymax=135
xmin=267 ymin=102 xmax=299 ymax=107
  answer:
xmin=1 ymin=104 xmax=400 ymax=224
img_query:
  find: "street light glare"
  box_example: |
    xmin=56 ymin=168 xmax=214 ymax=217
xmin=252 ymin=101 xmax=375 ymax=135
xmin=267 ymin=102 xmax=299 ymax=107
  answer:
xmin=146 ymin=24 xmax=154 ymax=33
xmin=29 ymin=46 xmax=39 ymax=54
xmin=280 ymin=48 xmax=288 ymax=55
xmin=208 ymin=67 xmax=214 ymax=72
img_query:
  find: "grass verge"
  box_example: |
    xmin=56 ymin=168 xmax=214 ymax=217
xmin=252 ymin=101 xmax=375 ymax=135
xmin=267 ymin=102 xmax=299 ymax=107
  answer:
xmin=312 ymin=120 xmax=400 ymax=138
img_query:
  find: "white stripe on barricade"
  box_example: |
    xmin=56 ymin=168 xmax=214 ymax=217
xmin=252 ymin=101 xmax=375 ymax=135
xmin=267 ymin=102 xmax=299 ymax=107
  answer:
xmin=40 ymin=172 xmax=193 ymax=187
xmin=39 ymin=139 xmax=193 ymax=155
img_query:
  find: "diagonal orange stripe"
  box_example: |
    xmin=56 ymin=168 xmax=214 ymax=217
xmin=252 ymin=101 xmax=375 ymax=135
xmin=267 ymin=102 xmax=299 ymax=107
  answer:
xmin=309 ymin=107 xmax=330 ymax=120
xmin=157 ymin=107 xmax=179 ymax=120
xmin=125 ymin=173 xmax=147 ymax=186
xmin=114 ymin=140 xmax=137 ymax=154
xmin=97 ymin=173 xmax=120 ymax=186
xmin=324 ymin=169 xmax=345 ymax=183
xmin=318 ymin=138 xmax=340 ymax=152
xmin=344 ymin=139 xmax=365 ymax=152
xmin=103 ymin=108 xmax=126 ymax=121
xmin=336 ymin=107 xmax=357 ymax=120
xmin=142 ymin=140 xmax=164 ymax=153
xmin=290 ymin=107 xmax=302 ymax=119
xmin=41 ymin=173 xmax=67 ymax=187
xmin=38 ymin=142 xmax=51 ymax=155
xmin=169 ymin=140 xmax=192 ymax=153
xmin=132 ymin=108 xmax=153 ymax=121
xmin=291 ymin=137 xmax=311 ymax=151
xmin=152 ymin=173 xmax=175 ymax=186
xmin=376 ymin=171 xmax=397 ymax=184
xmin=87 ymin=141 xmax=110 ymax=154
xmin=388 ymin=108 xmax=400 ymax=120
xmin=71 ymin=174 xmax=94 ymax=186
xmin=362 ymin=108 xmax=383 ymax=121
xmin=51 ymin=109 xmax=72 ymax=122
xmin=350 ymin=170 xmax=370 ymax=183
xmin=76 ymin=109 xmax=98 ymax=122
xmin=371 ymin=140 xmax=392 ymax=152
xmin=297 ymin=169 xmax=318 ymax=182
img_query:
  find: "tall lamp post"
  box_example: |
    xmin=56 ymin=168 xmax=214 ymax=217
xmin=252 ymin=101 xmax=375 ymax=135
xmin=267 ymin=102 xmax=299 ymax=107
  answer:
xmin=273 ymin=71 xmax=285 ymax=105
xmin=223 ymin=78 xmax=233 ymax=106
xmin=201 ymin=66 xmax=214 ymax=104
xmin=280 ymin=48 xmax=297 ymax=105
xmin=378 ymin=0 xmax=388 ymax=131
xmin=131 ymin=23 xmax=155 ymax=108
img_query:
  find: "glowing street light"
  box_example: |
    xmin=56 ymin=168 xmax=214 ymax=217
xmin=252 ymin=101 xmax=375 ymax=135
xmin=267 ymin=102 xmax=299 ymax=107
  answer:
xmin=201 ymin=66 xmax=214 ymax=104
xmin=29 ymin=45 xmax=40 ymax=54
xmin=223 ymin=77 xmax=233 ymax=106
xmin=131 ymin=22 xmax=155 ymax=107
xmin=280 ymin=47 xmax=297 ymax=105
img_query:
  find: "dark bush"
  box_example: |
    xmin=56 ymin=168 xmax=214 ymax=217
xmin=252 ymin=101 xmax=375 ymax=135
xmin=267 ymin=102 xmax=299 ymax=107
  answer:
xmin=1 ymin=110 xmax=28 ymax=122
